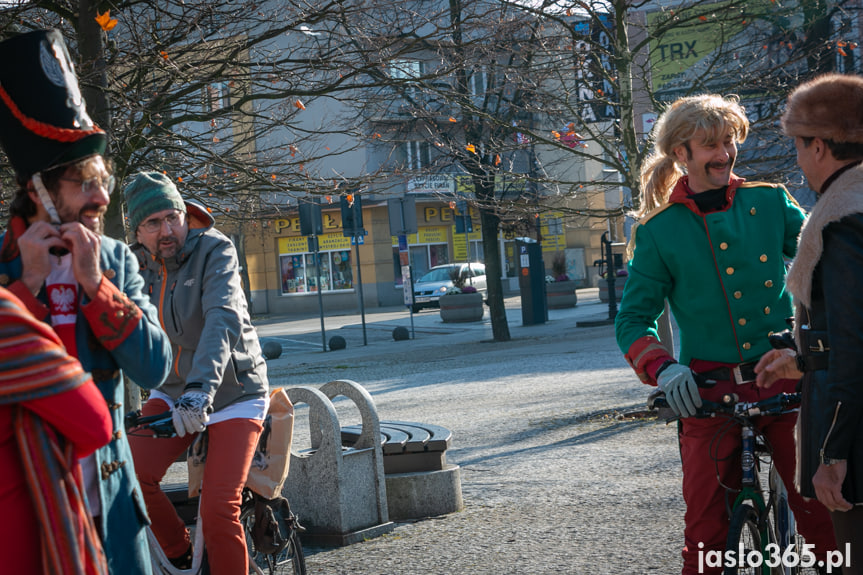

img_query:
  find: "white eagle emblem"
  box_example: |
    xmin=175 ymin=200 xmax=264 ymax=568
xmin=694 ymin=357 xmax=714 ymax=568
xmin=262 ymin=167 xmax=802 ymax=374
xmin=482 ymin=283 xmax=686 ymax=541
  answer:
xmin=51 ymin=286 xmax=76 ymax=312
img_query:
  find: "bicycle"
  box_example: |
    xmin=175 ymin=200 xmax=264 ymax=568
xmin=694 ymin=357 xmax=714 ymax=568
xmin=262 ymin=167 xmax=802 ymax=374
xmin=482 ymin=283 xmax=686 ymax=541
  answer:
xmin=648 ymin=389 xmax=823 ymax=575
xmin=125 ymin=410 xmax=307 ymax=575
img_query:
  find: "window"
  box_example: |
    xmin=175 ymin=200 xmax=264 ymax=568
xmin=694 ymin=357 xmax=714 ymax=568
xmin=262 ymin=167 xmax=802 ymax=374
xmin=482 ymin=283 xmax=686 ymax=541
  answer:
xmin=469 ymin=67 xmax=486 ymax=97
xmin=546 ymin=216 xmax=563 ymax=236
xmin=280 ymin=254 xmax=306 ymax=293
xmin=204 ymin=82 xmax=230 ymax=113
xmin=330 ymin=250 xmax=353 ymax=290
xmin=389 ymin=59 xmax=422 ymax=80
xmin=403 ymin=141 xmax=433 ymax=171
xmin=406 ymin=243 xmax=448 ymax=282
xmin=279 ymin=249 xmax=353 ymax=295
xmin=388 ymin=59 xmax=423 ymax=102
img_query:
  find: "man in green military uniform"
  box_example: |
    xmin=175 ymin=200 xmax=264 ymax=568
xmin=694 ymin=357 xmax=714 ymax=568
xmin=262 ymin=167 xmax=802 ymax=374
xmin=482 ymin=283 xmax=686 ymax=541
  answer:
xmin=615 ymin=94 xmax=836 ymax=574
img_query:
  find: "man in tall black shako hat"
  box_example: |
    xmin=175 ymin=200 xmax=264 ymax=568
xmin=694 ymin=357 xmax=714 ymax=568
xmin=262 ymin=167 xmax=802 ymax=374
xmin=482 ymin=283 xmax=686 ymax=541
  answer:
xmin=0 ymin=29 xmax=171 ymax=575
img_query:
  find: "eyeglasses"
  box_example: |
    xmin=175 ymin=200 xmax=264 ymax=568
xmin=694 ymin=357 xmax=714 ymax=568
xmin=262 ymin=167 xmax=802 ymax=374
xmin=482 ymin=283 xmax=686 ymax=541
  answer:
xmin=139 ymin=211 xmax=184 ymax=233
xmin=60 ymin=174 xmax=116 ymax=196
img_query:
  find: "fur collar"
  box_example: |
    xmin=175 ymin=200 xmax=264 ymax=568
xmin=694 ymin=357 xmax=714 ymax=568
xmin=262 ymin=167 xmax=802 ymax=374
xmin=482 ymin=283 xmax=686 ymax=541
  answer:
xmin=786 ymin=164 xmax=863 ymax=308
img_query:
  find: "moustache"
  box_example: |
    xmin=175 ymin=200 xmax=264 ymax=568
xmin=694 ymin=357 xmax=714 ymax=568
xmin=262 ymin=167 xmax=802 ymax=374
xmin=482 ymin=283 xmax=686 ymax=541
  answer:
xmin=706 ymin=158 xmax=733 ymax=170
xmin=80 ymin=203 xmax=107 ymax=216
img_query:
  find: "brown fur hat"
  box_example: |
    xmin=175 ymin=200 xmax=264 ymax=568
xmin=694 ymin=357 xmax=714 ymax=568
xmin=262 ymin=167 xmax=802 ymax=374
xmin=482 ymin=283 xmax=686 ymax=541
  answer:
xmin=781 ymin=73 xmax=863 ymax=143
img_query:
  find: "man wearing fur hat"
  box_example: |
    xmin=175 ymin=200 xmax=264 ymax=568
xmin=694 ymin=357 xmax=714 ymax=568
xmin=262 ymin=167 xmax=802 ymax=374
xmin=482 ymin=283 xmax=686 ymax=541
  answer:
xmin=756 ymin=73 xmax=863 ymax=569
xmin=0 ymin=30 xmax=172 ymax=574
xmin=124 ymin=171 xmax=269 ymax=574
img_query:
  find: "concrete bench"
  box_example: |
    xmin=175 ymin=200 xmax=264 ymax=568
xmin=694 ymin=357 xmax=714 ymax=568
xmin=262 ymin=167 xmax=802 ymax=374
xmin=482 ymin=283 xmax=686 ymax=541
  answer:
xmin=340 ymin=420 xmax=452 ymax=474
xmin=340 ymin=420 xmax=463 ymax=521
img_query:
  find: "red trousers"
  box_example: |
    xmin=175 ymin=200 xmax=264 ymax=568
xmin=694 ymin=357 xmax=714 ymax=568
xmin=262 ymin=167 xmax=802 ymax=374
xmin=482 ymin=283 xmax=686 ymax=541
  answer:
xmin=680 ymin=362 xmax=836 ymax=575
xmin=129 ymin=399 xmax=262 ymax=575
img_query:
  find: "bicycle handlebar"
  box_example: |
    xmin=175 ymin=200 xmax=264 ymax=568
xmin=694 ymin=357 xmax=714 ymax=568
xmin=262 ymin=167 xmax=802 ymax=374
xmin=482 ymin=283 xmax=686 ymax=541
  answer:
xmin=648 ymin=391 xmax=801 ymax=420
xmin=124 ymin=410 xmax=176 ymax=438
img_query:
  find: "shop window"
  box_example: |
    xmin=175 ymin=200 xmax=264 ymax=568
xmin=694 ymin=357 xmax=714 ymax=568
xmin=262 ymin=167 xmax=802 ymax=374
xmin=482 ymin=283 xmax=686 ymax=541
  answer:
xmin=279 ymin=249 xmax=352 ymax=294
xmin=393 ymin=240 xmax=451 ymax=288
xmin=429 ymin=244 xmax=449 ymax=267
xmin=331 ymin=250 xmax=353 ymax=290
xmin=467 ymin=241 xmax=483 ymax=262
xmin=280 ymin=254 xmax=306 ymax=294
xmin=409 ymin=245 xmax=429 ymax=279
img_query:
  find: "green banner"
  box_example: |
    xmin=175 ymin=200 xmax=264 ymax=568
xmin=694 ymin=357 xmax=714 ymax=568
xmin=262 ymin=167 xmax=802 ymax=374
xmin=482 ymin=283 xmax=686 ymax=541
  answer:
xmin=648 ymin=1 xmax=747 ymax=90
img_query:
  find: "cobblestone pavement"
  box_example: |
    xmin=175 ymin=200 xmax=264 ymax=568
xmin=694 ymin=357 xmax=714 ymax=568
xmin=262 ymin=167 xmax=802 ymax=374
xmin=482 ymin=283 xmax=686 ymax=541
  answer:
xmin=257 ymin=290 xmax=687 ymax=574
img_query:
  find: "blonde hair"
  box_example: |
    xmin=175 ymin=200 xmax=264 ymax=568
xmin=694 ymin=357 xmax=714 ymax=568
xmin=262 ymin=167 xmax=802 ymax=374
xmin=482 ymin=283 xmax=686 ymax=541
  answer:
xmin=637 ymin=94 xmax=749 ymax=218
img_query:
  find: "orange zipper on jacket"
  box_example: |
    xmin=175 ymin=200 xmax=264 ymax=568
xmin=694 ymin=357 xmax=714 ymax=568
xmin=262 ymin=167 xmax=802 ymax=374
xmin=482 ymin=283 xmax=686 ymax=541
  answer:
xmin=155 ymin=257 xmax=183 ymax=378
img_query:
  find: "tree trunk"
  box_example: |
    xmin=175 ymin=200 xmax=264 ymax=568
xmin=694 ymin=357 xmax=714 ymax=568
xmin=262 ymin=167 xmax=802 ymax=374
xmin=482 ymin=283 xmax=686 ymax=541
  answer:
xmin=480 ymin=206 xmax=510 ymax=342
xmin=78 ymin=0 xmax=126 ymax=240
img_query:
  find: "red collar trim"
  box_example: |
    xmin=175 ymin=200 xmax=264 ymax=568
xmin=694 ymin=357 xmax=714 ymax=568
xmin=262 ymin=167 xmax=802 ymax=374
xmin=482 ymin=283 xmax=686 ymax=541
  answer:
xmin=668 ymin=175 xmax=745 ymax=215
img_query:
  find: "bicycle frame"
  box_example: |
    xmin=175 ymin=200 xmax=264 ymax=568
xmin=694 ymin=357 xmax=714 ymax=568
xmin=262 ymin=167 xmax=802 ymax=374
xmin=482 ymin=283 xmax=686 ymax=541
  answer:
xmin=728 ymin=423 xmax=772 ymax=575
xmin=648 ymin=391 xmax=803 ymax=575
xmin=126 ymin=410 xmax=304 ymax=575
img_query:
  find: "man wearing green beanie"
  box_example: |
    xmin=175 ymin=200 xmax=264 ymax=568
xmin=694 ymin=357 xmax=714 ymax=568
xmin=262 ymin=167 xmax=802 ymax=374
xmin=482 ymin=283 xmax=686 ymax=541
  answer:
xmin=124 ymin=171 xmax=270 ymax=574
xmin=124 ymin=172 xmax=187 ymax=234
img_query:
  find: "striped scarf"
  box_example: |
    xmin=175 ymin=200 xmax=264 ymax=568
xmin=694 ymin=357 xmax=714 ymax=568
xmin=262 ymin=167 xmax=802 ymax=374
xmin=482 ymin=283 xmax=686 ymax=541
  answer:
xmin=0 ymin=288 xmax=108 ymax=575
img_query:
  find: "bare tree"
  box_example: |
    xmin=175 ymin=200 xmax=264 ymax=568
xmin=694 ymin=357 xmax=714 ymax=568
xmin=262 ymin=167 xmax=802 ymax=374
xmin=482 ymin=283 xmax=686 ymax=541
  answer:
xmin=0 ymin=1 xmax=387 ymax=233
xmin=331 ymin=0 xmax=859 ymax=341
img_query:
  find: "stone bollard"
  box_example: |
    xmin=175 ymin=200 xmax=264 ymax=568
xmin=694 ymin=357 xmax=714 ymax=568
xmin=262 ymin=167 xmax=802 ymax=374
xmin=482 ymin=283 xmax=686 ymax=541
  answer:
xmin=284 ymin=380 xmax=393 ymax=546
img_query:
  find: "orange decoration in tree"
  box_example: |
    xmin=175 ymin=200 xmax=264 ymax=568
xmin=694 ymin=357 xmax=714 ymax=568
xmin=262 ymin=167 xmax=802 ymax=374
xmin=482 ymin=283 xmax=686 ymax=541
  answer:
xmin=295 ymin=100 xmax=306 ymax=110
xmin=95 ymin=10 xmax=118 ymax=32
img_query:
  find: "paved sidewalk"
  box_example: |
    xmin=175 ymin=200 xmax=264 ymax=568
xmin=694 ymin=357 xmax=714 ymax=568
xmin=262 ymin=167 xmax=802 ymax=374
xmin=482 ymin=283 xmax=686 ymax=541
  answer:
xmin=255 ymin=288 xmax=617 ymax=366
xmin=251 ymin=289 xmax=687 ymax=574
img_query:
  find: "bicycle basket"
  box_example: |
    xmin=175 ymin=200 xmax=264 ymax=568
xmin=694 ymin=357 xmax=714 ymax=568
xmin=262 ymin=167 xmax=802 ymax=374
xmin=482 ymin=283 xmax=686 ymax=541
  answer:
xmin=252 ymin=496 xmax=292 ymax=555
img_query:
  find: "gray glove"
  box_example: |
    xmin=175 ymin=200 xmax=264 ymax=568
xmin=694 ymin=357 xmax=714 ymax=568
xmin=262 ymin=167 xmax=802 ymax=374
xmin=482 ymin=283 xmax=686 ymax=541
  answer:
xmin=172 ymin=391 xmax=213 ymax=437
xmin=656 ymin=363 xmax=702 ymax=418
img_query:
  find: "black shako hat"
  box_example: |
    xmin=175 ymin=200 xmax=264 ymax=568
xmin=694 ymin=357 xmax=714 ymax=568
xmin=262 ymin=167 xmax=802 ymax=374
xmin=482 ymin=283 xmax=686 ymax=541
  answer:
xmin=0 ymin=29 xmax=107 ymax=179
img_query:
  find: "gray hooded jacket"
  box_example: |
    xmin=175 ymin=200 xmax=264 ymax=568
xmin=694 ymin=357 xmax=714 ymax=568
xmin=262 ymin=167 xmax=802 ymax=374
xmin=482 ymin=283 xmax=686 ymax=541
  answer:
xmin=132 ymin=202 xmax=268 ymax=410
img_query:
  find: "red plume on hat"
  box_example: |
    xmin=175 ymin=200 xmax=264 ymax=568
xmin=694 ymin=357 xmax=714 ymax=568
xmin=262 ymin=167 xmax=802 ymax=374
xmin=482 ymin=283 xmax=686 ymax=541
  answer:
xmin=0 ymin=29 xmax=107 ymax=179
xmin=782 ymin=73 xmax=863 ymax=144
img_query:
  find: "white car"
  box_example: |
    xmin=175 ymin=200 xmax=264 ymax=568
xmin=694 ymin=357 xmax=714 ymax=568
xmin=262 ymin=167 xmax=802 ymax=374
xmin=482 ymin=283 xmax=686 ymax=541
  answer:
xmin=411 ymin=263 xmax=487 ymax=313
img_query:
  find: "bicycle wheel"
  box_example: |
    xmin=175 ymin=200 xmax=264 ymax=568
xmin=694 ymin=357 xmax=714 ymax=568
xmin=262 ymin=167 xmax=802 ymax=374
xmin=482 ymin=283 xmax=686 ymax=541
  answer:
xmin=725 ymin=503 xmax=769 ymax=575
xmin=240 ymin=499 xmax=306 ymax=575
xmin=768 ymin=474 xmax=800 ymax=575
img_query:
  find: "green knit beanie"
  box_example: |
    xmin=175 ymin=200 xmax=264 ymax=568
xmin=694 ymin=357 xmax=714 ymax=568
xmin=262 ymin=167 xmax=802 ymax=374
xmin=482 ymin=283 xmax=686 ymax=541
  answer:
xmin=124 ymin=171 xmax=186 ymax=232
